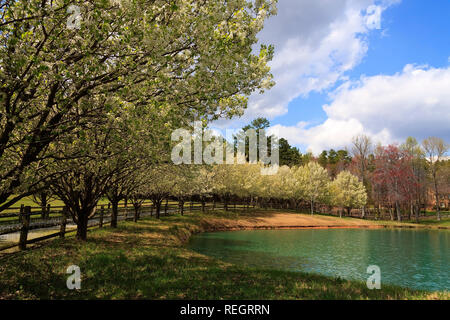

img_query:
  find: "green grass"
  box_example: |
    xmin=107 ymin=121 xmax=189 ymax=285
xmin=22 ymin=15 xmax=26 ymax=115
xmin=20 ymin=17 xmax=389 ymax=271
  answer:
xmin=403 ymin=218 xmax=450 ymax=228
xmin=370 ymin=217 xmax=450 ymax=229
xmin=0 ymin=212 xmax=448 ymax=300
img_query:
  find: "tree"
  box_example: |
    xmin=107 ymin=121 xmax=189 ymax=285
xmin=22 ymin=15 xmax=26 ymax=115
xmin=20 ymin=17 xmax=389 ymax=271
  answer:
xmin=278 ymin=138 xmax=302 ymax=167
xmin=171 ymin=166 xmax=196 ymax=215
xmin=373 ymin=145 xmax=416 ymax=222
xmin=0 ymin=0 xmax=276 ymax=210
xmin=47 ymin=102 xmax=155 ymax=239
xmin=401 ymin=137 xmax=427 ymax=222
xmin=143 ymin=165 xmax=178 ymax=219
xmin=318 ymin=151 xmax=328 ymax=168
xmin=212 ymin=163 xmax=240 ymax=211
xmin=31 ymin=186 xmax=55 ymax=219
xmin=235 ymin=117 xmax=275 ymax=163
xmin=296 ymin=162 xmax=329 ymax=214
xmin=351 ymin=134 xmax=373 ymax=218
xmin=422 ymin=137 xmax=449 ymax=220
xmin=330 ymin=171 xmax=367 ymax=218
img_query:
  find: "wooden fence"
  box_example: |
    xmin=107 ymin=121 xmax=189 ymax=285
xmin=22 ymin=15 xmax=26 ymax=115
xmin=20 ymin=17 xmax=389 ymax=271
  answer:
xmin=0 ymin=200 xmax=229 ymax=252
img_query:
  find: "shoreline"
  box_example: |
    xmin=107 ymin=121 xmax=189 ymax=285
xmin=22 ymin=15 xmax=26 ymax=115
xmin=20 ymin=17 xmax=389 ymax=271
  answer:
xmin=1 ymin=210 xmax=448 ymax=299
xmin=169 ymin=211 xmax=449 ymax=245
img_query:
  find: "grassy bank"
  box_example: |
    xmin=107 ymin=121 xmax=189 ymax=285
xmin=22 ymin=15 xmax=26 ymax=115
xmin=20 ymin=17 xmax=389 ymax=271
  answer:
xmin=0 ymin=211 xmax=448 ymax=300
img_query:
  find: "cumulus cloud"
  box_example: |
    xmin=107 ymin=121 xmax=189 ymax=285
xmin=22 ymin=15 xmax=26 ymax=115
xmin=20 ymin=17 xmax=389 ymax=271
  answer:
xmin=243 ymin=0 xmax=397 ymax=120
xmin=271 ymin=65 xmax=450 ymax=153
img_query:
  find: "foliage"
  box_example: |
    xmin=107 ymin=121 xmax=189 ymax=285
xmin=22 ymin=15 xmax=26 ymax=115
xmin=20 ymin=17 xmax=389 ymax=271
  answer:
xmin=330 ymin=171 xmax=367 ymax=216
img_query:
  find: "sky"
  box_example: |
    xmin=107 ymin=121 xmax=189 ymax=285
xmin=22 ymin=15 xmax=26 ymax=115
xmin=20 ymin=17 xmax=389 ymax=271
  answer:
xmin=216 ymin=0 xmax=450 ymax=154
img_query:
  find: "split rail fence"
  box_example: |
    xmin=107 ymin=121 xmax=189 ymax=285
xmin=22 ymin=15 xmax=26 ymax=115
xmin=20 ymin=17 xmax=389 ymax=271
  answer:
xmin=0 ymin=200 xmax=230 ymax=252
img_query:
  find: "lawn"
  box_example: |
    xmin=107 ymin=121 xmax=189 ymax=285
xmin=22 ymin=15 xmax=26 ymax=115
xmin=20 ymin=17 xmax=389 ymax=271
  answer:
xmin=0 ymin=211 xmax=448 ymax=300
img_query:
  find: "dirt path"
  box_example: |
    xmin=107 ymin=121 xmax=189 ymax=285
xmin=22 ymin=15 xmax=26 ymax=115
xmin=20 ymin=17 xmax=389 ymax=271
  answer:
xmin=198 ymin=212 xmax=381 ymax=231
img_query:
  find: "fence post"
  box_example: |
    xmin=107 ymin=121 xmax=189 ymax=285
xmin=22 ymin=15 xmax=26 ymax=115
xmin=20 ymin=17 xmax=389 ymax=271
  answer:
xmin=19 ymin=206 xmax=31 ymax=250
xmin=18 ymin=204 xmax=24 ymax=223
xmin=99 ymin=205 xmax=104 ymax=228
xmin=59 ymin=207 xmax=68 ymax=238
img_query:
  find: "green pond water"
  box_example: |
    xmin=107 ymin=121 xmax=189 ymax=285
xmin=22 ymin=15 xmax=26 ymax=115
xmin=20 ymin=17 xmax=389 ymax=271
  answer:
xmin=188 ymin=228 xmax=450 ymax=292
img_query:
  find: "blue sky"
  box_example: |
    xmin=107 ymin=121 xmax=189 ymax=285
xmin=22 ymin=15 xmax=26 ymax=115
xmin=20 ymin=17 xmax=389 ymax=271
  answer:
xmin=222 ymin=0 xmax=450 ymax=154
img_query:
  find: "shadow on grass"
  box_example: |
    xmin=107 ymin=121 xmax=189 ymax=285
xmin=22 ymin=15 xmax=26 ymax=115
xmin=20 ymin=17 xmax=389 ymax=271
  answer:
xmin=0 ymin=216 xmax=447 ymax=300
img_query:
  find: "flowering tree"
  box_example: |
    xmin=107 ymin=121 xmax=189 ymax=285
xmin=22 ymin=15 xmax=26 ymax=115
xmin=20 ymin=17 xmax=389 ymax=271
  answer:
xmin=330 ymin=171 xmax=367 ymax=218
xmin=295 ymin=162 xmax=329 ymax=214
xmin=0 ymin=0 xmax=276 ymax=210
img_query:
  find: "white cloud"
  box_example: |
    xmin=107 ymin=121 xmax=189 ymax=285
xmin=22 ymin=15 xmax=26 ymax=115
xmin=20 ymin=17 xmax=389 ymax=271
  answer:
xmin=272 ymin=65 xmax=450 ymax=154
xmin=241 ymin=0 xmax=398 ymax=121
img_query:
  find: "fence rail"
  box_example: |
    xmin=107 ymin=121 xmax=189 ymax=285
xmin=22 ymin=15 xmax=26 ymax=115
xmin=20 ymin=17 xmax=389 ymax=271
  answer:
xmin=0 ymin=200 xmax=229 ymax=252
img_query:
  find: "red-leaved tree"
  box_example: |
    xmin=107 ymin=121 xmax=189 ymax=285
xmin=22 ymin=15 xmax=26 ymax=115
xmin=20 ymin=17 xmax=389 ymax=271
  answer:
xmin=372 ymin=145 xmax=417 ymax=221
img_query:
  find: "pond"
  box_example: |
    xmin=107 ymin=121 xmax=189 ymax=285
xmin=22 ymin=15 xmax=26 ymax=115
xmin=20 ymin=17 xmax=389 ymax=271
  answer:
xmin=188 ymin=228 xmax=450 ymax=292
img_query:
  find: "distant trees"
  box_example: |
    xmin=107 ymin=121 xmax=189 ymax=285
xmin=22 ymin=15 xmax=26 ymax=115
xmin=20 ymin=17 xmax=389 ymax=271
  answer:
xmin=372 ymin=145 xmax=416 ymax=222
xmin=330 ymin=171 xmax=367 ymax=218
xmin=295 ymin=162 xmax=330 ymax=214
xmin=422 ymin=137 xmax=449 ymax=221
xmin=318 ymin=149 xmax=352 ymax=178
xmin=401 ymin=137 xmax=427 ymax=222
xmin=279 ymin=138 xmax=303 ymax=167
xmin=206 ymin=161 xmax=361 ymax=216
xmin=351 ymin=135 xmax=373 ymax=218
xmin=235 ymin=118 xmax=303 ymax=166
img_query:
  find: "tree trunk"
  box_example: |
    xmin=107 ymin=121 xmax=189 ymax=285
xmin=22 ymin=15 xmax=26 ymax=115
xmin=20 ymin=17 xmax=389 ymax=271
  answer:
xmin=434 ymin=177 xmax=441 ymax=221
xmin=133 ymin=204 xmax=140 ymax=222
xmin=201 ymin=200 xmax=205 ymax=213
xmin=179 ymin=200 xmax=185 ymax=215
xmin=76 ymin=210 xmax=89 ymax=241
xmin=155 ymin=201 xmax=162 ymax=219
xmin=41 ymin=195 xmax=48 ymax=219
xmin=388 ymin=205 xmax=394 ymax=221
xmin=310 ymin=200 xmax=314 ymax=215
xmin=361 ymin=206 xmax=366 ymax=219
xmin=409 ymin=202 xmax=413 ymax=221
xmin=110 ymin=200 xmax=119 ymax=228
xmin=164 ymin=199 xmax=168 ymax=216
xmin=396 ymin=201 xmax=402 ymax=222
xmin=414 ymin=203 xmax=419 ymax=223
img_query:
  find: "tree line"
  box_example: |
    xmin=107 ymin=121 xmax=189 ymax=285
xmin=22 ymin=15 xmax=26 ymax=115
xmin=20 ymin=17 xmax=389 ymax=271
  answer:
xmin=0 ymin=0 xmax=277 ymax=239
xmin=234 ymin=118 xmax=449 ymax=222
